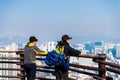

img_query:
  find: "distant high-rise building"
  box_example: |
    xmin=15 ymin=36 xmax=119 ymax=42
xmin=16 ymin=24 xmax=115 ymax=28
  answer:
xmin=108 ymin=48 xmax=116 ymax=58
xmin=107 ymin=43 xmax=117 ymax=58
xmin=84 ymin=42 xmax=92 ymax=54
xmin=116 ymin=44 xmax=120 ymax=58
xmin=5 ymin=43 xmax=18 ymax=50
xmin=93 ymin=41 xmax=104 ymax=54
xmin=39 ymin=41 xmax=57 ymax=51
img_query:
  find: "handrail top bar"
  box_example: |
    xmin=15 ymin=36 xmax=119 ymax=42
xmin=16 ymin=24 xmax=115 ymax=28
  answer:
xmin=0 ymin=50 xmax=106 ymax=59
xmin=78 ymin=54 xmax=106 ymax=59
xmin=78 ymin=54 xmax=96 ymax=58
xmin=0 ymin=50 xmax=23 ymax=53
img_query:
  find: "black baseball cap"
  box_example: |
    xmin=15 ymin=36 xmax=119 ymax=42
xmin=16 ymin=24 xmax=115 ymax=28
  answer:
xmin=29 ymin=36 xmax=38 ymax=42
xmin=62 ymin=34 xmax=72 ymax=41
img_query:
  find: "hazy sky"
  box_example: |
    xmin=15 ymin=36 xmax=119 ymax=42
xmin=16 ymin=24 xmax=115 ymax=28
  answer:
xmin=0 ymin=0 xmax=120 ymax=43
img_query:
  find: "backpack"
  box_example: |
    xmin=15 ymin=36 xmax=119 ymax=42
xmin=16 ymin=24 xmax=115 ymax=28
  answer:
xmin=45 ymin=46 xmax=69 ymax=70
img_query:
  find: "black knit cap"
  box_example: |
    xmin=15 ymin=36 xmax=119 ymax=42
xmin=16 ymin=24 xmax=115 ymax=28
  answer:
xmin=29 ymin=36 xmax=38 ymax=42
xmin=62 ymin=34 xmax=72 ymax=41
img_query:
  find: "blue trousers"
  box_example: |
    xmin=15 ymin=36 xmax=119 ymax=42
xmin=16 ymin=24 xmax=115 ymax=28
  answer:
xmin=24 ymin=63 xmax=36 ymax=80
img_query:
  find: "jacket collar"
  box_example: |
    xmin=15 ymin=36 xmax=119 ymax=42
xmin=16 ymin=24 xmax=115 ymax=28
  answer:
xmin=28 ymin=42 xmax=35 ymax=47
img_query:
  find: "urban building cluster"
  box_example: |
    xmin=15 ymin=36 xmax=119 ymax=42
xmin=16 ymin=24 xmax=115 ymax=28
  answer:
xmin=39 ymin=41 xmax=120 ymax=59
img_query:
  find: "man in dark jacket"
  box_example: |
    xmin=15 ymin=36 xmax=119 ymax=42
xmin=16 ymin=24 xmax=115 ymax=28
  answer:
xmin=55 ymin=34 xmax=81 ymax=80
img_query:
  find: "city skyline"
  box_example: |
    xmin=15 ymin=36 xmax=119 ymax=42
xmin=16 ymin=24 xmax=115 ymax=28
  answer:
xmin=0 ymin=0 xmax=120 ymax=43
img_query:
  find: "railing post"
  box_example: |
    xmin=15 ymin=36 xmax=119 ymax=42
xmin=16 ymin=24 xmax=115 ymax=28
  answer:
xmin=17 ymin=51 xmax=25 ymax=80
xmin=98 ymin=54 xmax=106 ymax=79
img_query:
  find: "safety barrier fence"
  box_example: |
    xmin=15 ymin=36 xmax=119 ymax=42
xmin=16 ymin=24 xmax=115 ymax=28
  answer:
xmin=0 ymin=50 xmax=119 ymax=80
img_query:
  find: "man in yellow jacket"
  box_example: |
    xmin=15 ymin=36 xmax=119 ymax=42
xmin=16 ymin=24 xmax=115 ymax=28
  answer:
xmin=23 ymin=36 xmax=48 ymax=80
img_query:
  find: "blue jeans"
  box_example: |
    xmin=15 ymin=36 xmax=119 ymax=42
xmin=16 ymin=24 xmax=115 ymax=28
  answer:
xmin=24 ymin=63 xmax=36 ymax=80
